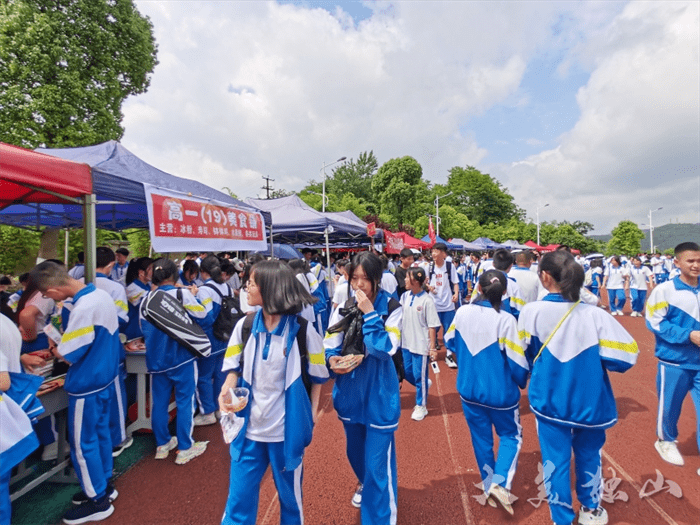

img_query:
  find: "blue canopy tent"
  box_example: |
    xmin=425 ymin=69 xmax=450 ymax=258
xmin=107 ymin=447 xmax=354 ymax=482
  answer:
xmin=449 ymin=238 xmax=485 ymax=251
xmin=471 ymin=237 xmax=507 ymax=250
xmin=250 ymin=243 xmax=303 ymax=260
xmin=420 ymin=235 xmax=462 ymax=251
xmin=0 ymin=141 xmax=269 ymax=233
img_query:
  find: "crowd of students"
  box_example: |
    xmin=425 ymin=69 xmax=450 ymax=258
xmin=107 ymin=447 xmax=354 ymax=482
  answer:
xmin=1 ymin=240 xmax=698 ymax=525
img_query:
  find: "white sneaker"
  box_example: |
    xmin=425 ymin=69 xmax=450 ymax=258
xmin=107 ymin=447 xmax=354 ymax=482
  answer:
xmin=487 ymin=484 xmax=515 ymax=515
xmin=154 ymin=436 xmax=178 ymax=460
xmin=578 ymin=506 xmax=608 ymax=525
xmin=654 ymin=440 xmax=684 ymax=466
xmin=193 ymin=413 xmax=217 ymax=426
xmin=411 ymin=405 xmax=428 ymax=421
xmin=175 ymin=441 xmax=209 ymax=465
xmin=445 ymin=354 xmax=458 ymax=369
xmin=41 ymin=441 xmax=58 ymax=462
xmin=351 ymin=483 xmax=363 ymax=508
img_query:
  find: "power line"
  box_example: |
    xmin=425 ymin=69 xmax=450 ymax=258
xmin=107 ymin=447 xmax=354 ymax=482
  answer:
xmin=261 ymin=175 xmax=275 ymax=199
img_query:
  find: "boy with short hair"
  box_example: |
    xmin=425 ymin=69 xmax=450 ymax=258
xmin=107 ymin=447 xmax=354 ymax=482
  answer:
xmin=427 ymin=243 xmax=460 ymax=368
xmin=645 ymin=242 xmax=700 ymax=472
xmin=30 ymin=261 xmax=121 ymax=524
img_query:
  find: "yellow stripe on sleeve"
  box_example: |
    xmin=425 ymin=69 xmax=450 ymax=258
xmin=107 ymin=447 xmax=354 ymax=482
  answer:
xmin=511 ymin=296 xmax=526 ymax=307
xmin=201 ymin=297 xmax=213 ymax=306
xmin=309 ymin=353 xmax=326 ymax=365
xmin=225 ymin=343 xmax=243 ymax=358
xmin=184 ymin=303 xmax=205 ymax=312
xmin=385 ymin=326 xmax=400 ymax=339
xmin=446 ymin=324 xmax=456 ymax=336
xmin=500 ymin=337 xmax=525 ymax=356
xmin=62 ymin=326 xmax=94 ymax=344
xmin=646 ymin=301 xmax=668 ymax=317
xmin=115 ymin=300 xmax=128 ymax=312
xmin=600 ymin=339 xmax=639 ymax=354
xmin=518 ymin=329 xmax=531 ymax=341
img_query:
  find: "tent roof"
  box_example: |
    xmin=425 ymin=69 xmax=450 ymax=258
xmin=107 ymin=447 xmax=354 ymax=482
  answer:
xmin=419 ymin=234 xmax=462 ymax=251
xmin=0 ymin=143 xmax=92 ymax=205
xmin=449 ymin=238 xmax=485 ymax=251
xmin=390 ymin=231 xmax=431 ymax=249
xmin=524 ymin=240 xmax=544 ymax=250
xmin=501 ymin=239 xmax=531 ymax=249
xmin=0 ymin=141 xmax=267 ymax=231
xmin=245 ymin=195 xmax=369 ymax=244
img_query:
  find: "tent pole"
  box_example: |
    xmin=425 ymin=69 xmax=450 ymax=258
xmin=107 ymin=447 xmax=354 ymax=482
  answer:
xmin=83 ymin=194 xmax=97 ymax=284
xmin=269 ymin=225 xmax=274 ymax=259
xmin=64 ymin=228 xmax=69 ymax=265
xmin=325 ymin=228 xmax=333 ymax=296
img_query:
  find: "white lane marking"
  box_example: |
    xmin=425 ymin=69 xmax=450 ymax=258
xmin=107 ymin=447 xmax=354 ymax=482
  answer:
xmin=602 ymin=450 xmax=679 ymax=525
xmin=435 ymin=371 xmax=475 ymax=525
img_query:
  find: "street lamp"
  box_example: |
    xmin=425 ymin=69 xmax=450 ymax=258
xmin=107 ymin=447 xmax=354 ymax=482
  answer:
xmin=320 ymin=156 xmax=346 ymax=294
xmin=536 ymin=203 xmax=549 ymax=247
xmin=434 ymin=191 xmax=452 ymax=238
xmin=648 ymin=207 xmax=662 ymax=253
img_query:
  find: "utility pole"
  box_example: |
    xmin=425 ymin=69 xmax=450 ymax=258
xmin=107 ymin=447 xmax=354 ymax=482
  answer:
xmin=262 ymin=175 xmax=275 ymax=199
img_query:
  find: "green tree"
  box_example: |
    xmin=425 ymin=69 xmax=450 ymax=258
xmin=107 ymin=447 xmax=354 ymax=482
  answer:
xmin=372 ymin=156 xmax=426 ymax=227
xmin=446 ymin=166 xmax=523 ymax=225
xmin=0 ymin=0 xmax=158 ymax=148
xmin=326 ymin=151 xmax=378 ymax=205
xmin=0 ymin=225 xmax=40 ymax=274
xmin=606 ymin=220 xmax=645 ymax=256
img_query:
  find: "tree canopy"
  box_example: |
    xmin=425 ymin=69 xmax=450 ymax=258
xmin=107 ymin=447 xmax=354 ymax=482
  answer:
xmin=0 ymin=0 xmax=158 ymax=148
xmin=607 ymin=220 xmax=645 ymax=256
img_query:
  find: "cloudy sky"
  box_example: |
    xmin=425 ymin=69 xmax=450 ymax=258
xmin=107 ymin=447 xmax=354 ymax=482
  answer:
xmin=122 ymin=0 xmax=699 ymax=235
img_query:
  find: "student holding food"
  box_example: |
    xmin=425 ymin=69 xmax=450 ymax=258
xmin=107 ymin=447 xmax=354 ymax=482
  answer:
xmin=325 ymin=251 xmax=403 ymax=525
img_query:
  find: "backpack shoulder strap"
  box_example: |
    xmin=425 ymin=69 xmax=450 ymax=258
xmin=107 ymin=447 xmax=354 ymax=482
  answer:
xmin=239 ymin=312 xmax=257 ymax=370
xmin=386 ymin=297 xmax=401 ymax=317
xmin=295 ymin=315 xmax=308 ymax=357
xmin=203 ymin=282 xmax=223 ymax=299
xmin=176 ymin=288 xmax=183 ymax=302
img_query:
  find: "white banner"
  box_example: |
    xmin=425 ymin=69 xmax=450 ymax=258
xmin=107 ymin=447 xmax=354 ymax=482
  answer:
xmin=144 ymin=184 xmax=268 ymax=253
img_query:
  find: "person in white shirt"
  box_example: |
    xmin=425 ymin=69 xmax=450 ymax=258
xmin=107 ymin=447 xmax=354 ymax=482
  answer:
xmin=379 ymin=255 xmax=398 ymax=299
xmin=650 ymin=253 xmax=665 ymax=284
xmin=67 ymin=251 xmax=85 ymax=280
xmin=427 ymin=243 xmax=460 ymax=368
xmin=602 ymin=256 xmax=629 ymax=315
xmin=628 ymin=256 xmax=654 ymax=317
xmin=508 ymin=251 xmax=540 ymax=304
xmin=109 ymin=248 xmax=129 ymax=286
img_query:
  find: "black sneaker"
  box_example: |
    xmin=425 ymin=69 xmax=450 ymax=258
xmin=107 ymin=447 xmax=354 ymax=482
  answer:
xmin=112 ymin=436 xmax=134 ymax=458
xmin=71 ymin=484 xmax=118 ymax=506
xmin=63 ymin=494 xmax=114 ymax=524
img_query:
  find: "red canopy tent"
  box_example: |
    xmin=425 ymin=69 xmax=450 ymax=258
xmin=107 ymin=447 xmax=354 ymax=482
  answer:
xmin=393 ymin=232 xmax=431 ymax=250
xmin=541 ymin=243 xmax=580 ymax=255
xmin=524 ymin=240 xmax=544 ymax=251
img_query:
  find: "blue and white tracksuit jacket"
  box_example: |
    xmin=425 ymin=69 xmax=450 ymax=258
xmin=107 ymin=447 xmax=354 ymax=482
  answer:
xmin=645 ymin=277 xmax=700 ymax=446
xmin=59 ymin=284 xmax=122 ymax=502
xmin=196 ymin=281 xmax=231 ymax=415
xmin=518 ymin=294 xmax=638 ymax=525
xmin=221 ymin=312 xmax=329 ymax=525
xmin=445 ymin=301 xmax=528 ymax=491
xmin=124 ymin=280 xmax=150 ymax=341
xmin=324 ymin=290 xmax=402 ymax=525
xmin=140 ymin=285 xmax=211 ymax=450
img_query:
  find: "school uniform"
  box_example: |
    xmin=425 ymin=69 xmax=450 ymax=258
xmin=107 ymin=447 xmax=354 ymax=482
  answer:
xmin=123 ymin=280 xmax=150 ymax=341
xmin=629 ymin=266 xmax=652 ymax=314
xmin=400 ymin=290 xmax=440 ymax=407
xmin=381 ymin=271 xmax=399 ymax=300
xmin=645 ymin=277 xmax=700 ymax=451
xmin=508 ymin=266 xmax=540 ymax=304
xmin=429 ymin=262 xmax=458 ymax=358
xmin=651 ymin=256 xmax=666 ymax=284
xmin=445 ymin=301 xmax=528 ymax=492
xmin=221 ymin=313 xmax=329 ymax=525
xmin=140 ymin=285 xmax=210 ymax=451
xmin=195 ymin=281 xmax=231 ymax=415
xmin=603 ymin=265 xmax=629 ymax=313
xmin=110 ymin=261 xmax=128 ymax=286
xmin=325 ymin=290 xmax=402 ymax=525
xmin=20 ymin=292 xmax=55 ymax=353
xmin=518 ymin=294 xmax=638 ymax=525
xmin=308 ymin=265 xmax=330 ymax=336
xmin=470 ymin=275 xmax=525 ymax=320
xmin=58 ymin=284 xmax=121 ymax=502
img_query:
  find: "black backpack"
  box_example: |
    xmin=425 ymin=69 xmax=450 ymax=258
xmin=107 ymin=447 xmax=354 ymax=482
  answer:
xmin=240 ymin=313 xmax=312 ymax=397
xmin=204 ymin=283 xmax=244 ymax=342
xmin=429 ymin=260 xmax=454 ymax=291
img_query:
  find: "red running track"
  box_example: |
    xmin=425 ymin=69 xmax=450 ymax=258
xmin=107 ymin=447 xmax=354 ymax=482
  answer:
xmin=105 ymin=306 xmax=699 ymax=525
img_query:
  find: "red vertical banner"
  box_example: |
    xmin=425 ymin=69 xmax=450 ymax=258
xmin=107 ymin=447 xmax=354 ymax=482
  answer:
xmin=366 ymin=222 xmax=376 ymax=237
xmin=428 ymin=216 xmax=436 ymax=244
xmin=385 ymin=231 xmax=404 ymax=254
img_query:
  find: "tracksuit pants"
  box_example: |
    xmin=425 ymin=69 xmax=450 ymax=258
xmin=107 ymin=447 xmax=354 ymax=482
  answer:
xmin=342 ymin=422 xmax=398 ymax=525
xmin=402 ymin=350 xmax=430 ymax=407
xmin=68 ymin=387 xmax=113 ymax=501
xmin=607 ymin=289 xmax=626 ymax=313
xmin=630 ymin=289 xmax=647 ymax=314
xmin=0 ymin=470 xmax=10 ymax=525
xmin=437 ymin=310 xmax=456 ymax=357
xmin=151 ymin=360 xmax=197 ymax=451
xmin=656 ymin=362 xmax=700 ymax=452
xmin=461 ymin=401 xmax=522 ymax=492
xmin=535 ymin=417 xmax=606 ymax=525
xmin=222 ymin=439 xmax=303 ymax=525
xmin=196 ymin=351 xmax=226 ymax=415
xmin=109 ymin=363 xmax=127 ymax=447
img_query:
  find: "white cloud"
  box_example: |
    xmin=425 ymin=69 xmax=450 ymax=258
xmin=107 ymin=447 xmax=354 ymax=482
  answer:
xmin=498 ymin=1 xmax=699 ymax=233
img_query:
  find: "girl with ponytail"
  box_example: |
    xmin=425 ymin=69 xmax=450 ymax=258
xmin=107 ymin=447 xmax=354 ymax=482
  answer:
xmin=194 ymin=255 xmax=233 ymax=426
xmin=444 ymin=269 xmax=528 ymax=515
xmin=518 ymin=250 xmax=638 ymax=525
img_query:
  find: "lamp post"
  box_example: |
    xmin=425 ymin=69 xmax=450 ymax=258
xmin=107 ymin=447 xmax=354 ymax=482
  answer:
xmin=434 ymin=191 xmax=452 ymax=238
xmin=648 ymin=207 xmax=662 ymax=253
xmin=536 ymin=203 xmax=549 ymax=247
xmin=320 ymin=156 xmax=346 ymax=294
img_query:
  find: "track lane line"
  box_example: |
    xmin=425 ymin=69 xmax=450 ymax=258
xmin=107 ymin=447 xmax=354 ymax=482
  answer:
xmin=601 ymin=450 xmax=679 ymax=525
xmin=434 ymin=369 xmax=475 ymax=525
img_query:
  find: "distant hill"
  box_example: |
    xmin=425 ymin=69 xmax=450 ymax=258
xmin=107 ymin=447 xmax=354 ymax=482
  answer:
xmin=589 ymin=223 xmax=700 ymax=252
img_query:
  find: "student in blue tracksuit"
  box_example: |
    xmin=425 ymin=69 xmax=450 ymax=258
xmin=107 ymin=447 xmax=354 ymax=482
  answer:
xmin=519 ymin=251 xmax=638 ymax=525
xmin=325 ymin=251 xmax=403 ymax=525
xmin=194 ymin=255 xmax=232 ymax=426
xmin=446 ymin=270 xmax=528 ymax=515
xmin=31 ymin=261 xmax=122 ymax=525
xmin=140 ymin=259 xmax=212 ymax=466
xmin=219 ymin=260 xmax=328 ymax=525
xmin=123 ymin=257 xmax=154 ymax=345
xmin=645 ymin=242 xmax=700 ymax=470
xmin=602 ymin=256 xmax=629 ymax=316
